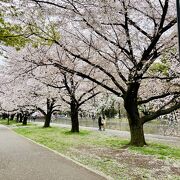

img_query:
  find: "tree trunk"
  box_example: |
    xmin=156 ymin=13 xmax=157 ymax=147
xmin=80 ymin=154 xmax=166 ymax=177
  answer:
xmin=43 ymin=98 xmax=55 ymax=128
xmin=22 ymin=116 xmax=28 ymax=125
xmin=2 ymin=113 xmax=6 ymax=119
xmin=118 ymin=102 xmax=121 ymax=119
xmin=43 ymin=114 xmax=51 ymax=128
xmin=128 ymin=121 xmax=146 ymax=146
xmin=124 ymin=82 xmax=146 ymax=146
xmin=70 ymin=101 xmax=79 ymax=132
xmin=16 ymin=113 xmax=20 ymax=123
xmin=10 ymin=114 xmax=15 ymax=120
xmin=19 ymin=113 xmax=23 ymax=123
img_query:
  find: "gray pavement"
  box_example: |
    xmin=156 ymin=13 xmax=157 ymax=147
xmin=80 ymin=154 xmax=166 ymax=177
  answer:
xmin=0 ymin=125 xmax=107 ymax=180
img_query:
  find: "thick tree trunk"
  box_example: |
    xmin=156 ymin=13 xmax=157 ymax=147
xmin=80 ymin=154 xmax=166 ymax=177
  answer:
xmin=70 ymin=101 xmax=79 ymax=132
xmin=43 ymin=98 xmax=56 ymax=128
xmin=128 ymin=121 xmax=146 ymax=146
xmin=43 ymin=114 xmax=51 ymax=128
xmin=124 ymin=82 xmax=146 ymax=146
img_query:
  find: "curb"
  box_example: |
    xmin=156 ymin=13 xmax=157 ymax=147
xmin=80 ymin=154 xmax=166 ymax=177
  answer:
xmin=8 ymin=125 xmax=113 ymax=180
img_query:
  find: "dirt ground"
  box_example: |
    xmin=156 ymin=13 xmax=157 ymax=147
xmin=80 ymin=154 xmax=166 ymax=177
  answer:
xmin=73 ymin=146 xmax=180 ymax=180
xmin=31 ymin=123 xmax=180 ymax=179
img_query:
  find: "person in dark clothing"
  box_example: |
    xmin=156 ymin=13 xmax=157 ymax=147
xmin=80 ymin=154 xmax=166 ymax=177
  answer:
xmin=98 ymin=116 xmax=103 ymax=131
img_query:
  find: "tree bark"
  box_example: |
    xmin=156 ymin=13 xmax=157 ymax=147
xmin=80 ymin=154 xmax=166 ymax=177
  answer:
xmin=70 ymin=101 xmax=79 ymax=132
xmin=118 ymin=102 xmax=121 ymax=119
xmin=19 ymin=113 xmax=23 ymax=123
xmin=43 ymin=113 xmax=51 ymax=128
xmin=22 ymin=116 xmax=28 ymax=125
xmin=42 ymin=98 xmax=55 ymax=128
xmin=124 ymin=82 xmax=147 ymax=146
xmin=16 ymin=113 xmax=20 ymax=123
xmin=2 ymin=113 xmax=6 ymax=119
xmin=128 ymin=121 xmax=146 ymax=146
xmin=10 ymin=114 xmax=15 ymax=120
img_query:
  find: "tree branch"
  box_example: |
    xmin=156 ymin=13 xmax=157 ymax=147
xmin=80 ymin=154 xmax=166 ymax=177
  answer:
xmin=79 ymin=92 xmax=100 ymax=107
xmin=52 ymin=62 xmax=122 ymax=97
xmin=138 ymin=92 xmax=180 ymax=105
xmin=142 ymin=102 xmax=180 ymax=123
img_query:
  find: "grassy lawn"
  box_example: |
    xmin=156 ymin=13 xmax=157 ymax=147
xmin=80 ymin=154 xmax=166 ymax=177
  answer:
xmin=0 ymin=119 xmax=19 ymax=125
xmin=0 ymin=119 xmax=33 ymax=126
xmin=13 ymin=125 xmax=180 ymax=179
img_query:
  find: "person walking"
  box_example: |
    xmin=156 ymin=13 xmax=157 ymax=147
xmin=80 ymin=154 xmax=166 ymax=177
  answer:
xmin=102 ymin=117 xmax=106 ymax=131
xmin=98 ymin=116 xmax=103 ymax=131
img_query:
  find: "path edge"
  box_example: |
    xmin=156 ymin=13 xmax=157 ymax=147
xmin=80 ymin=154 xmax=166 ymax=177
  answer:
xmin=8 ymin=126 xmax=113 ymax=180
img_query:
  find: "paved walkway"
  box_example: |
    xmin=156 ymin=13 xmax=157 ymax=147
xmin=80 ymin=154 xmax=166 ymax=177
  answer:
xmin=0 ymin=125 xmax=106 ymax=180
xmin=34 ymin=122 xmax=180 ymax=147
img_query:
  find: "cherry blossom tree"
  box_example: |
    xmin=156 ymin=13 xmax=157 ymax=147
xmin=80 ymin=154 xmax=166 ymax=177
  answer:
xmin=0 ymin=73 xmax=33 ymax=125
xmin=26 ymin=78 xmax=62 ymax=128
xmin=1 ymin=0 xmax=179 ymax=146
xmin=22 ymin=47 xmax=101 ymax=132
xmin=58 ymin=73 xmax=100 ymax=132
xmin=18 ymin=0 xmax=179 ymax=146
xmin=0 ymin=48 xmax=62 ymax=127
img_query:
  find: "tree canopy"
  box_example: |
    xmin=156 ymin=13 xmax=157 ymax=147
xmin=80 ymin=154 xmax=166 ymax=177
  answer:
xmin=0 ymin=0 xmax=179 ymax=146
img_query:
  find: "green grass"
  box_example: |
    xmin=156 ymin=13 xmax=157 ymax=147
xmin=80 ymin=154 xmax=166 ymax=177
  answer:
xmin=14 ymin=126 xmax=180 ymax=159
xmin=0 ymin=119 xmax=17 ymax=125
xmin=13 ymin=126 xmax=180 ymax=179
xmin=15 ymin=127 xmax=91 ymax=152
xmin=0 ymin=119 xmax=33 ymax=126
xmin=129 ymin=143 xmax=180 ymax=159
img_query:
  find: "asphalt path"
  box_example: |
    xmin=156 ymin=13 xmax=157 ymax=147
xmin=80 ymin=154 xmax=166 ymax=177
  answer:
xmin=0 ymin=125 xmax=107 ymax=180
